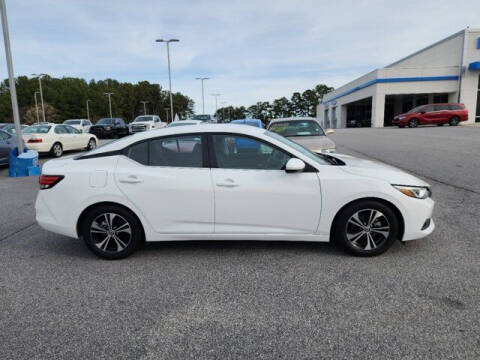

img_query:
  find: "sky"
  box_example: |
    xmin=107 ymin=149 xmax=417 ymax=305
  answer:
xmin=1 ymin=0 xmax=479 ymax=114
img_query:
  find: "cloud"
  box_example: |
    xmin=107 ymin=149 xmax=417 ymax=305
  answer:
xmin=0 ymin=0 xmax=478 ymax=113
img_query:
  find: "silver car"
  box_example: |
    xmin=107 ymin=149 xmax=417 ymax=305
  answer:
xmin=267 ymin=117 xmax=335 ymax=153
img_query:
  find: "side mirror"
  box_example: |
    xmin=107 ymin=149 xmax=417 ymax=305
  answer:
xmin=325 ymin=129 xmax=335 ymax=135
xmin=285 ymin=158 xmax=305 ymax=173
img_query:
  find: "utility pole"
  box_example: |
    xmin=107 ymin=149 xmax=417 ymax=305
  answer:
xmin=86 ymin=99 xmax=91 ymax=121
xmin=104 ymin=92 xmax=114 ymax=118
xmin=34 ymin=91 xmax=40 ymax=123
xmin=156 ymin=38 xmax=179 ymax=123
xmin=32 ymin=73 xmax=47 ymax=123
xmin=196 ymin=77 xmax=209 ymax=114
xmin=140 ymin=100 xmax=148 ymax=115
xmin=0 ymin=0 xmax=23 ymax=152
xmin=212 ymin=93 xmax=220 ymax=122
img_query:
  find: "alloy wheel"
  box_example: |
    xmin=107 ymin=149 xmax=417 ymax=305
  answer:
xmin=53 ymin=144 xmax=63 ymax=157
xmin=345 ymin=209 xmax=390 ymax=251
xmin=90 ymin=213 xmax=132 ymax=253
xmin=88 ymin=139 xmax=96 ymax=150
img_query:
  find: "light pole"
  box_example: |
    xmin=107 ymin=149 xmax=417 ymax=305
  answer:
xmin=221 ymin=101 xmax=227 ymax=122
xmin=34 ymin=91 xmax=40 ymax=123
xmin=156 ymin=38 xmax=179 ymax=123
xmin=104 ymin=92 xmax=113 ymax=118
xmin=86 ymin=99 xmax=91 ymax=121
xmin=196 ymin=77 xmax=209 ymax=114
xmin=0 ymin=0 xmax=23 ymax=153
xmin=32 ymin=73 xmax=47 ymax=123
xmin=212 ymin=93 xmax=220 ymax=122
xmin=140 ymin=101 xmax=148 ymax=115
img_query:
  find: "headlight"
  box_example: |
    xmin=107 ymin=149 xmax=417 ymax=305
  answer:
xmin=393 ymin=185 xmax=431 ymax=199
xmin=105 ymin=126 xmax=111 ymax=130
xmin=398 ymin=116 xmax=406 ymax=120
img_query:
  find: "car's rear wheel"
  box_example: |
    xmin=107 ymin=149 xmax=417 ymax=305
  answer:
xmin=449 ymin=116 xmax=460 ymax=126
xmin=87 ymin=138 xmax=96 ymax=150
xmin=408 ymin=118 xmax=419 ymax=128
xmin=50 ymin=142 xmax=63 ymax=157
xmin=81 ymin=205 xmax=143 ymax=259
xmin=437 ymin=123 xmax=444 ymax=126
xmin=398 ymin=125 xmax=405 ymax=128
xmin=334 ymin=200 xmax=399 ymax=256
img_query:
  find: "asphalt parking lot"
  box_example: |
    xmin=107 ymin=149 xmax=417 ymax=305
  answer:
xmin=1 ymin=127 xmax=479 ymax=359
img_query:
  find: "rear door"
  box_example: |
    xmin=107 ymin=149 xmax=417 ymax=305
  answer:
xmin=434 ymin=104 xmax=449 ymax=123
xmin=210 ymin=133 xmax=321 ymax=234
xmin=115 ymin=134 xmax=214 ymax=234
xmin=64 ymin=125 xmax=85 ymax=149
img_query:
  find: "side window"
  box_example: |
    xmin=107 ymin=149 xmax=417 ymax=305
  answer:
xmin=64 ymin=125 xmax=79 ymax=134
xmin=118 ymin=119 xmax=125 ymax=126
xmin=212 ymin=134 xmax=290 ymax=170
xmin=434 ymin=104 xmax=448 ymax=111
xmin=422 ymin=105 xmax=435 ymax=113
xmin=54 ymin=125 xmax=68 ymax=134
xmin=126 ymin=141 xmax=149 ymax=165
xmin=150 ymin=135 xmax=203 ymax=167
xmin=86 ymin=120 xmax=92 ymax=125
xmin=0 ymin=131 xmax=10 ymax=140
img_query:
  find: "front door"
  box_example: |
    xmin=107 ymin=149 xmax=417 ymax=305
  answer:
xmin=115 ymin=134 xmax=214 ymax=234
xmin=420 ymin=105 xmax=439 ymax=124
xmin=210 ymin=134 xmax=321 ymax=234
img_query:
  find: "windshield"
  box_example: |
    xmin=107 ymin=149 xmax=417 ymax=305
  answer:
xmin=265 ymin=131 xmax=329 ymax=165
xmin=134 ymin=116 xmax=154 ymax=122
xmin=407 ymin=105 xmax=425 ymax=114
xmin=64 ymin=120 xmax=81 ymax=125
xmin=268 ymin=120 xmax=325 ymax=137
xmin=97 ymin=118 xmax=115 ymax=124
xmin=23 ymin=125 xmax=51 ymax=134
xmin=191 ymin=115 xmax=211 ymax=122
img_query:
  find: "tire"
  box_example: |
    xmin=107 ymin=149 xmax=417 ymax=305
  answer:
xmin=449 ymin=116 xmax=460 ymax=126
xmin=398 ymin=125 xmax=405 ymax=128
xmin=333 ymin=200 xmax=399 ymax=256
xmin=408 ymin=118 xmax=419 ymax=128
xmin=87 ymin=138 xmax=96 ymax=150
xmin=50 ymin=142 xmax=63 ymax=157
xmin=81 ymin=204 xmax=143 ymax=259
xmin=436 ymin=123 xmax=444 ymax=126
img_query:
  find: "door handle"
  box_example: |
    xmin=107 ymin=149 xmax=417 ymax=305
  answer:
xmin=216 ymin=178 xmax=238 ymax=188
xmin=119 ymin=175 xmax=143 ymax=184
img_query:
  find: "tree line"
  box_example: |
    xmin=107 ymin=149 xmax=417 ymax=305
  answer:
xmin=0 ymin=75 xmax=195 ymax=124
xmin=215 ymin=84 xmax=333 ymax=123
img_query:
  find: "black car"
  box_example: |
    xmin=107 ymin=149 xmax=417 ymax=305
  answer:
xmin=89 ymin=118 xmax=129 ymax=139
xmin=0 ymin=129 xmax=19 ymax=166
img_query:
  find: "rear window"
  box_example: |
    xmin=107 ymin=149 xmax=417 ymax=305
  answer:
xmin=23 ymin=125 xmax=51 ymax=134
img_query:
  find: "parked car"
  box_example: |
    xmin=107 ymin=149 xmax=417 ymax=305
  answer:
xmin=393 ymin=103 xmax=468 ymax=128
xmin=230 ymin=119 xmax=263 ymax=128
xmin=191 ymin=114 xmax=214 ymax=122
xmin=167 ymin=120 xmax=204 ymax=127
xmin=89 ymin=118 xmax=129 ymax=138
xmin=63 ymin=119 xmax=92 ymax=133
xmin=0 ymin=129 xmax=20 ymax=166
xmin=36 ymin=124 xmax=434 ymax=259
xmin=0 ymin=123 xmax=29 ymax=134
xmin=267 ymin=117 xmax=336 ymax=153
xmin=22 ymin=123 xmax=98 ymax=157
xmin=129 ymin=115 xmax=166 ymax=134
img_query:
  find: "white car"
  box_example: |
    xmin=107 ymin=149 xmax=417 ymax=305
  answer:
xmin=129 ymin=115 xmax=166 ymax=134
xmin=63 ymin=119 xmax=92 ymax=133
xmin=167 ymin=120 xmax=204 ymax=127
xmin=36 ymin=124 xmax=434 ymax=259
xmin=23 ymin=123 xmax=98 ymax=157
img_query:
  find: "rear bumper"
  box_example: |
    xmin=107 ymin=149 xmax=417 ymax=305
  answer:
xmin=35 ymin=192 xmax=77 ymax=238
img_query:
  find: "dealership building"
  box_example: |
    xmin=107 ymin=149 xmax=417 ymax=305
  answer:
xmin=317 ymin=28 xmax=480 ymax=128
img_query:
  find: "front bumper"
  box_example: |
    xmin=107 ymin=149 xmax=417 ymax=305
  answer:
xmin=401 ymin=197 xmax=435 ymax=241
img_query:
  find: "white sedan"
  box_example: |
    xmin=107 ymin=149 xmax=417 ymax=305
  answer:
xmin=35 ymin=124 xmax=434 ymax=259
xmin=23 ymin=123 xmax=98 ymax=157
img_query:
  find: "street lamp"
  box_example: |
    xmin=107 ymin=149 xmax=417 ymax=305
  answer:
xmin=104 ymin=92 xmax=114 ymax=118
xmin=212 ymin=93 xmax=220 ymax=121
xmin=34 ymin=91 xmax=40 ymax=123
xmin=156 ymin=38 xmax=179 ymax=123
xmin=140 ymin=100 xmax=148 ymax=115
xmin=86 ymin=99 xmax=92 ymax=121
xmin=195 ymin=77 xmax=209 ymax=114
xmin=1 ymin=0 xmax=23 ymax=153
xmin=31 ymin=73 xmax=47 ymax=123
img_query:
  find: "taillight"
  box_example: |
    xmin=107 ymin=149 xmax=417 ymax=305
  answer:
xmin=39 ymin=175 xmax=64 ymax=190
xmin=28 ymin=138 xmax=43 ymax=143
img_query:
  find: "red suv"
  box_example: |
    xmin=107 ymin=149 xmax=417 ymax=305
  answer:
xmin=393 ymin=103 xmax=468 ymax=128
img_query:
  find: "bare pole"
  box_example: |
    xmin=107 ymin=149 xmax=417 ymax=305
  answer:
xmin=0 ymin=0 xmax=23 ymax=152
xmin=104 ymin=92 xmax=113 ymax=118
xmin=86 ymin=99 xmax=91 ymax=121
xmin=140 ymin=101 xmax=148 ymax=115
xmin=34 ymin=91 xmax=40 ymax=123
xmin=164 ymin=108 xmax=169 ymax=122
xmin=196 ymin=77 xmax=209 ymax=114
xmin=212 ymin=93 xmax=220 ymax=121
xmin=156 ymin=39 xmax=179 ymax=123
xmin=32 ymin=73 xmax=47 ymax=123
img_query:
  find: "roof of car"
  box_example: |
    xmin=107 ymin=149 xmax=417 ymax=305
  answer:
xmin=84 ymin=124 xmax=267 ymax=156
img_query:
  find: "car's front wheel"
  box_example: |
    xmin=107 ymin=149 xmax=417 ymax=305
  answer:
xmin=408 ymin=118 xmax=419 ymax=128
xmin=81 ymin=205 xmax=143 ymax=259
xmin=334 ymin=200 xmax=399 ymax=256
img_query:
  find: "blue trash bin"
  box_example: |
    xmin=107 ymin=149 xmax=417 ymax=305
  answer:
xmin=8 ymin=148 xmax=41 ymax=177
